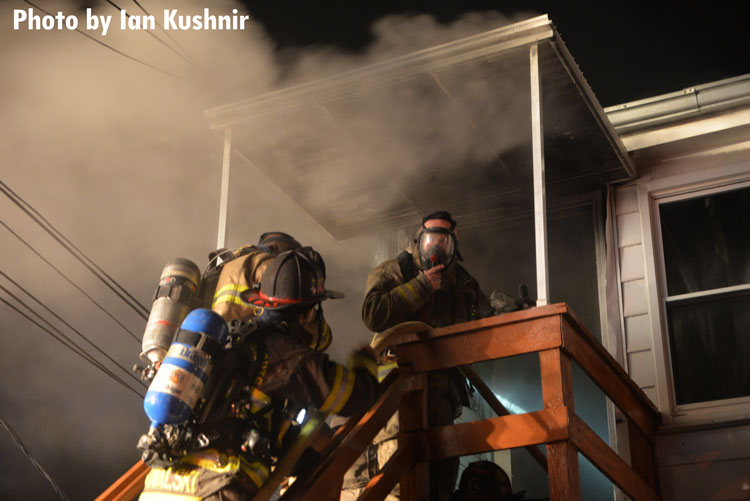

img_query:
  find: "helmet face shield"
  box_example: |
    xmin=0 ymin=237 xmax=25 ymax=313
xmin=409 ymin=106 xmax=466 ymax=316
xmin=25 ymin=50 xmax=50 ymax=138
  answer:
xmin=418 ymin=228 xmax=455 ymax=270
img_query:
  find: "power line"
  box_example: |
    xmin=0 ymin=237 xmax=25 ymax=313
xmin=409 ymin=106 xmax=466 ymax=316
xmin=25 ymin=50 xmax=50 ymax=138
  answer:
xmin=0 ymin=416 xmax=70 ymax=501
xmin=0 ymin=294 xmax=144 ymax=399
xmin=0 ymin=181 xmax=150 ymax=320
xmin=0 ymin=219 xmax=141 ymax=343
xmin=22 ymin=0 xmax=196 ymax=86
xmin=105 ymin=0 xmax=200 ymax=69
xmin=0 ymin=270 xmax=147 ymax=390
xmin=131 ymin=0 xmax=197 ymax=65
xmin=0 ymin=290 xmax=92 ymax=368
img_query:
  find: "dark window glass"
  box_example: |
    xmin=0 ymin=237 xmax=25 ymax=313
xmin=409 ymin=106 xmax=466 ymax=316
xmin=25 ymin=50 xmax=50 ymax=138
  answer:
xmin=659 ymin=187 xmax=750 ymax=297
xmin=667 ymin=290 xmax=750 ymax=405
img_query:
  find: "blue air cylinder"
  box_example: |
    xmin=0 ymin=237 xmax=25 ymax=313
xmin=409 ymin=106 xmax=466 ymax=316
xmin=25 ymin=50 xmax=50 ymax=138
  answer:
xmin=143 ymin=309 xmax=228 ymax=428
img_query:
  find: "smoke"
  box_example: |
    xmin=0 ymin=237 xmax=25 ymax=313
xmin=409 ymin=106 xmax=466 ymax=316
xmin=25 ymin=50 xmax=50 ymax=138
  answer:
xmin=0 ymin=1 xmax=545 ymax=498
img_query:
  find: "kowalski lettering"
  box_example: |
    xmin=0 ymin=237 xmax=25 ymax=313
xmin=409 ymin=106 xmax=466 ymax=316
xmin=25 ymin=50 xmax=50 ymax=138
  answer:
xmin=144 ymin=468 xmax=171 ymax=491
xmin=170 ymin=469 xmax=200 ymax=494
xmin=145 ymin=467 xmax=199 ymax=494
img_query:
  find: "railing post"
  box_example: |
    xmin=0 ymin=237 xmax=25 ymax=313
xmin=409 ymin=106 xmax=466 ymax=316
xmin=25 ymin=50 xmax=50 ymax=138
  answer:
xmin=399 ymin=372 xmax=429 ymax=501
xmin=627 ymin=419 xmax=659 ymax=492
xmin=540 ymin=348 xmax=580 ymax=500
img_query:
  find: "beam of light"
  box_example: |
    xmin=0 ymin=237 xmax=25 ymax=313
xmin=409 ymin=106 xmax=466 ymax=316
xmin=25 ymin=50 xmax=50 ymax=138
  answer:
xmin=493 ymin=393 xmax=527 ymax=414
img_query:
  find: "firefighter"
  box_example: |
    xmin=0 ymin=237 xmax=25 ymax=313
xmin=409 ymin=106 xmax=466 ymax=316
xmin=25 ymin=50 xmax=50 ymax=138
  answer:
xmin=139 ymin=249 xmax=379 ymax=500
xmin=211 ymin=231 xmax=333 ymax=351
xmin=347 ymin=210 xmax=491 ymax=501
xmin=451 ymin=461 xmax=526 ymax=501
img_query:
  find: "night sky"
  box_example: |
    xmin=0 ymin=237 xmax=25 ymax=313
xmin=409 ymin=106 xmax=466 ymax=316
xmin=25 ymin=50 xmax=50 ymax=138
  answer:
xmin=239 ymin=1 xmax=750 ymax=106
xmin=1 ymin=1 xmax=748 ymax=500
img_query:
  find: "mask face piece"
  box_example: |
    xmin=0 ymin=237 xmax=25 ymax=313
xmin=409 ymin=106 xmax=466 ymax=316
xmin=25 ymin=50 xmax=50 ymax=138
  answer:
xmin=418 ymin=228 xmax=455 ymax=270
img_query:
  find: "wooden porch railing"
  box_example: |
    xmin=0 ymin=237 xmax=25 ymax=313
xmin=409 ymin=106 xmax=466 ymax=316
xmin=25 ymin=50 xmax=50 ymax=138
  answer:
xmin=387 ymin=302 xmax=661 ymax=501
xmin=98 ymin=303 xmax=661 ymax=501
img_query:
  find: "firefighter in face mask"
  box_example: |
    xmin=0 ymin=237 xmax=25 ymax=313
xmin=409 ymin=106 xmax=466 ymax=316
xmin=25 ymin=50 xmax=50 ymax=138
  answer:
xmin=139 ymin=249 xmax=379 ymax=501
xmin=351 ymin=210 xmax=491 ymax=501
xmin=210 ymin=231 xmax=333 ymax=351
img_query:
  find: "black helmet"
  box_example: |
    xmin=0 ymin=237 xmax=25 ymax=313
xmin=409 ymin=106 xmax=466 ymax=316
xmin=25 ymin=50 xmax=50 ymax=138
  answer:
xmin=241 ymin=249 xmax=335 ymax=310
xmin=454 ymin=460 xmax=514 ymax=501
xmin=257 ymin=232 xmax=302 ymax=255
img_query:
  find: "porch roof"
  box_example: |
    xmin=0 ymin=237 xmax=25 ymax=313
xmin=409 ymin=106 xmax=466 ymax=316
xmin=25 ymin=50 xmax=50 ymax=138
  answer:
xmin=204 ymin=14 xmax=633 ymax=240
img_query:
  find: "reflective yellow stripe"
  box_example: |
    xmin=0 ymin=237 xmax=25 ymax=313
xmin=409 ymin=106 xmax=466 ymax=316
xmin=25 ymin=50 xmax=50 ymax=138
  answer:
xmin=395 ymin=283 xmax=419 ymax=310
xmin=212 ymin=295 xmax=248 ymax=308
xmin=212 ymin=284 xmax=250 ymax=306
xmin=319 ymin=365 xmax=343 ymax=413
xmin=351 ymin=353 xmax=378 ymax=379
xmin=250 ymin=387 xmax=271 ymax=413
xmin=331 ymin=368 xmax=356 ymax=414
xmin=377 ymin=362 xmax=398 ymax=382
xmin=394 ymin=284 xmax=412 ymax=305
xmin=316 ymin=322 xmax=332 ymax=351
xmin=320 ymin=365 xmax=355 ymax=415
xmin=403 ymin=281 xmax=420 ymax=300
xmin=214 ymin=283 xmax=249 ymax=296
xmin=181 ymin=450 xmax=240 ymax=473
xmin=139 ymin=492 xmax=201 ymax=501
xmin=239 ymin=457 xmax=269 ymax=488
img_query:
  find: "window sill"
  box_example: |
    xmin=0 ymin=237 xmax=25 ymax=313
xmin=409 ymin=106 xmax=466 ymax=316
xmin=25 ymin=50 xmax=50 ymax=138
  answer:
xmin=661 ymin=396 xmax=750 ymax=429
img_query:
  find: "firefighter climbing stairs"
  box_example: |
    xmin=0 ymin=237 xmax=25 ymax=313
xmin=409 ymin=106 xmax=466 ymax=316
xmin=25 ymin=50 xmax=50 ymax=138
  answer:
xmin=97 ymin=304 xmax=662 ymax=501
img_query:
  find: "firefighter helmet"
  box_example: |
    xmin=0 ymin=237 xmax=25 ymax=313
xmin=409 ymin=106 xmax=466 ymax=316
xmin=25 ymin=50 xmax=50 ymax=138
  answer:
xmin=241 ymin=249 xmax=333 ymax=310
xmin=454 ymin=460 xmax=514 ymax=500
xmin=257 ymin=231 xmax=302 ymax=255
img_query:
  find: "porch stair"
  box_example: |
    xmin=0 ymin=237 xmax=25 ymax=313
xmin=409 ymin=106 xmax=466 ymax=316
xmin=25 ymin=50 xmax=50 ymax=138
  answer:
xmin=97 ymin=303 xmax=661 ymax=501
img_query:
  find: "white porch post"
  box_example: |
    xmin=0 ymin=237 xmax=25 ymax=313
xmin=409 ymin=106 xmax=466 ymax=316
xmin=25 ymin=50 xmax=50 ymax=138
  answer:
xmin=217 ymin=127 xmax=232 ymax=249
xmin=530 ymin=44 xmax=549 ymax=306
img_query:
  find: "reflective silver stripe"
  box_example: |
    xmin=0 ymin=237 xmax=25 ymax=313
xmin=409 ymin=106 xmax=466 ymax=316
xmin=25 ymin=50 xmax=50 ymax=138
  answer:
xmin=320 ymin=365 xmax=355 ymax=414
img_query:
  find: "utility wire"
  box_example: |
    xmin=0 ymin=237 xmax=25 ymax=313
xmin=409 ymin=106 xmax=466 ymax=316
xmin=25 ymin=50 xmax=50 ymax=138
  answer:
xmin=0 ymin=294 xmax=144 ymax=399
xmin=23 ymin=0 xmax=195 ymax=86
xmin=105 ymin=0 xmax=199 ymax=69
xmin=0 ymin=219 xmax=141 ymax=342
xmin=131 ymin=0 xmax=196 ymax=64
xmin=0 ymin=271 xmax=147 ymax=389
xmin=0 ymin=290 xmax=92 ymax=368
xmin=0 ymin=416 xmax=70 ymax=501
xmin=0 ymin=181 xmax=150 ymax=320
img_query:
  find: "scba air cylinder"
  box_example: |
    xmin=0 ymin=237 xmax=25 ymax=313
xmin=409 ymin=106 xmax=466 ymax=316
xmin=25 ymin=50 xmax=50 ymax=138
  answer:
xmin=140 ymin=258 xmax=201 ymax=364
xmin=144 ymin=309 xmax=228 ymax=427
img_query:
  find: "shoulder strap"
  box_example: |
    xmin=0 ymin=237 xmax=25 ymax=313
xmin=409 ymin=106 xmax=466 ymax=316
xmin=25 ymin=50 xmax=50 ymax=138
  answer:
xmin=397 ymin=251 xmax=418 ymax=281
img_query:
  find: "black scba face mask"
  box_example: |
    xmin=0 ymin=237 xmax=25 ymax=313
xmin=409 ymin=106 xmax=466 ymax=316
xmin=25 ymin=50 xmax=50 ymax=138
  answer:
xmin=418 ymin=227 xmax=456 ymax=270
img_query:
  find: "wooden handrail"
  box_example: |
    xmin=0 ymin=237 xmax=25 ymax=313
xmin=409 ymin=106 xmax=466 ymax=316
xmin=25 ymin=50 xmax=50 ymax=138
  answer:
xmin=99 ymin=305 xmax=661 ymax=501
xmin=94 ymin=460 xmax=148 ymax=501
xmin=386 ymin=303 xmax=660 ymax=501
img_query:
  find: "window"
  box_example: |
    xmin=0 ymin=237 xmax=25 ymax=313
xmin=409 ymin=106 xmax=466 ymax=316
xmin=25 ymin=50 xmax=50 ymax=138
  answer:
xmin=657 ymin=185 xmax=750 ymax=407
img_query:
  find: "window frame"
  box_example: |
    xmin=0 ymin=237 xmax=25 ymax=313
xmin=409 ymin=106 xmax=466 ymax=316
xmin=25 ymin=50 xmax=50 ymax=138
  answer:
xmin=648 ymin=176 xmax=750 ymax=425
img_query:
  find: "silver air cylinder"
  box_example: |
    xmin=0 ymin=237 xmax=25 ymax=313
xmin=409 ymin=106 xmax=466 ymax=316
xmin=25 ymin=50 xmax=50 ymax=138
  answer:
xmin=140 ymin=258 xmax=201 ymax=364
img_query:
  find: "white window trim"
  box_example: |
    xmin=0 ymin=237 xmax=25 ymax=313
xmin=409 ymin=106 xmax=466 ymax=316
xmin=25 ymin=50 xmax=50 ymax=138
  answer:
xmin=636 ymin=165 xmax=750 ymax=427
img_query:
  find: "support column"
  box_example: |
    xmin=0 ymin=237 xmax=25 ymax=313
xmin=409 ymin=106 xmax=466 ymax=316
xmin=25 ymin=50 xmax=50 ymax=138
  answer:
xmin=216 ymin=127 xmax=232 ymax=249
xmin=530 ymin=44 xmax=549 ymax=306
xmin=399 ymin=372 xmax=429 ymax=501
xmin=540 ymin=348 xmax=580 ymax=500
